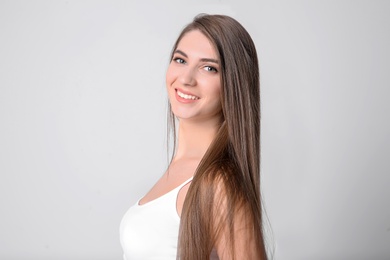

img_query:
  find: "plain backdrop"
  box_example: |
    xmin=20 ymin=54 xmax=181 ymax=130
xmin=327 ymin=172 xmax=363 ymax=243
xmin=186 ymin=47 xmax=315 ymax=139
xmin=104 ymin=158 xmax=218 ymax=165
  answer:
xmin=0 ymin=0 xmax=389 ymax=259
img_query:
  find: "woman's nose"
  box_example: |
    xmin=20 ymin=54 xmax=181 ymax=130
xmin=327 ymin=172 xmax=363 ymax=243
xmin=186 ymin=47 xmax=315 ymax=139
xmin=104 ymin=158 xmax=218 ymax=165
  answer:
xmin=179 ymin=67 xmax=196 ymax=86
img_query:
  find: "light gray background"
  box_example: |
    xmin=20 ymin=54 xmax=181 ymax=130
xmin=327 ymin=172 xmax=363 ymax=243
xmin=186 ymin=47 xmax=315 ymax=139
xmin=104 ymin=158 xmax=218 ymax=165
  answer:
xmin=0 ymin=0 xmax=389 ymax=259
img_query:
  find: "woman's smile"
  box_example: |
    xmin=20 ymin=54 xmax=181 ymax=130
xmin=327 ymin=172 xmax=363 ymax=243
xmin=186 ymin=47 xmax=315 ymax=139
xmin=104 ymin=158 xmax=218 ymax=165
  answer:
xmin=175 ymin=88 xmax=200 ymax=103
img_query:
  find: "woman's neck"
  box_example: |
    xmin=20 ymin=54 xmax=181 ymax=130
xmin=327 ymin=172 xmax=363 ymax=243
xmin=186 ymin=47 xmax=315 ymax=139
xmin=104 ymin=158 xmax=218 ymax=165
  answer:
xmin=174 ymin=117 xmax=221 ymax=160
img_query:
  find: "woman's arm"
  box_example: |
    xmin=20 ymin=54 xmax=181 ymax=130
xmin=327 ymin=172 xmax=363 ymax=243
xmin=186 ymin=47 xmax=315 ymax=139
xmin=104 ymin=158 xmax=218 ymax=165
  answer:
xmin=212 ymin=181 xmax=266 ymax=260
xmin=214 ymin=207 xmax=260 ymax=259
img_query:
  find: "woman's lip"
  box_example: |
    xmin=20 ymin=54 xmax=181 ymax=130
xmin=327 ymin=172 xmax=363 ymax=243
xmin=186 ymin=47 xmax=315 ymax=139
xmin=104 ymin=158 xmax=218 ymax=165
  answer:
xmin=175 ymin=88 xmax=199 ymax=98
xmin=175 ymin=88 xmax=200 ymax=103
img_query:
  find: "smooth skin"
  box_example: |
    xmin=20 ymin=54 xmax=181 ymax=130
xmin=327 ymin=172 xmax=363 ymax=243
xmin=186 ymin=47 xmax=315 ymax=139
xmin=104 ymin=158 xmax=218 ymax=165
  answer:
xmin=139 ymin=30 xmax=222 ymax=214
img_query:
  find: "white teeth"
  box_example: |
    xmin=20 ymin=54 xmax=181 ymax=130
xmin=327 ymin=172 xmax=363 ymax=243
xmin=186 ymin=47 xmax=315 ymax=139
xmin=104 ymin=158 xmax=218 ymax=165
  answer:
xmin=177 ymin=90 xmax=199 ymax=100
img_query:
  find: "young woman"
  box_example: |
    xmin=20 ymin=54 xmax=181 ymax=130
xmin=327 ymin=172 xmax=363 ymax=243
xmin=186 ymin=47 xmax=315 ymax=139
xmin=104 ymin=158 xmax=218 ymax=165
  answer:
xmin=120 ymin=14 xmax=267 ymax=259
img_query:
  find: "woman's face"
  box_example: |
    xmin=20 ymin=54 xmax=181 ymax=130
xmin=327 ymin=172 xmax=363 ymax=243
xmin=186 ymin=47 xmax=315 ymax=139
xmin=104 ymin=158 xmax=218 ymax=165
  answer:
xmin=166 ymin=30 xmax=222 ymax=124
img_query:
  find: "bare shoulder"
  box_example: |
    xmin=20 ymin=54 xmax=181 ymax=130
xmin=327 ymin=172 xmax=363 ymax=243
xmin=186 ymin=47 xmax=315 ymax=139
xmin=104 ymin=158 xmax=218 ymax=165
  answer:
xmin=180 ymin=162 xmax=267 ymax=259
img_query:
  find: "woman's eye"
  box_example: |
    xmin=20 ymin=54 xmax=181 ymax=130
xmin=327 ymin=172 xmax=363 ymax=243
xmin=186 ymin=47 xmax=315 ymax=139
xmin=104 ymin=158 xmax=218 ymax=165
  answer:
xmin=204 ymin=66 xmax=218 ymax=73
xmin=173 ymin=57 xmax=185 ymax=64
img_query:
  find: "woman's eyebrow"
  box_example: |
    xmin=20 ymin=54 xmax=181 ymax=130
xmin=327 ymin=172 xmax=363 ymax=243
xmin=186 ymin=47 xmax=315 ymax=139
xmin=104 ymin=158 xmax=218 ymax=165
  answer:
xmin=174 ymin=49 xmax=188 ymax=58
xmin=200 ymin=58 xmax=219 ymax=64
xmin=174 ymin=49 xmax=219 ymax=64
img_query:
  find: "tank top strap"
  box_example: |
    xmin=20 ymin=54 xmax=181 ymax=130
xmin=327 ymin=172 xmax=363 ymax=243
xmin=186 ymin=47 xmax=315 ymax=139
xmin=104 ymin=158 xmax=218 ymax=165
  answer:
xmin=175 ymin=176 xmax=193 ymax=191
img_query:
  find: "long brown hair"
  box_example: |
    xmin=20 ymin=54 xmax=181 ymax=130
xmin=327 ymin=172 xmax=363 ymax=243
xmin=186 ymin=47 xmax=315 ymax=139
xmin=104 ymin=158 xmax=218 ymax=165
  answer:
xmin=168 ymin=14 xmax=267 ymax=259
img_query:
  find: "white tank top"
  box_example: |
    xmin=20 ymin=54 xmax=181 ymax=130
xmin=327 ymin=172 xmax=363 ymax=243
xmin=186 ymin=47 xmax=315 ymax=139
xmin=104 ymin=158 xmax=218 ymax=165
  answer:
xmin=120 ymin=177 xmax=194 ymax=260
